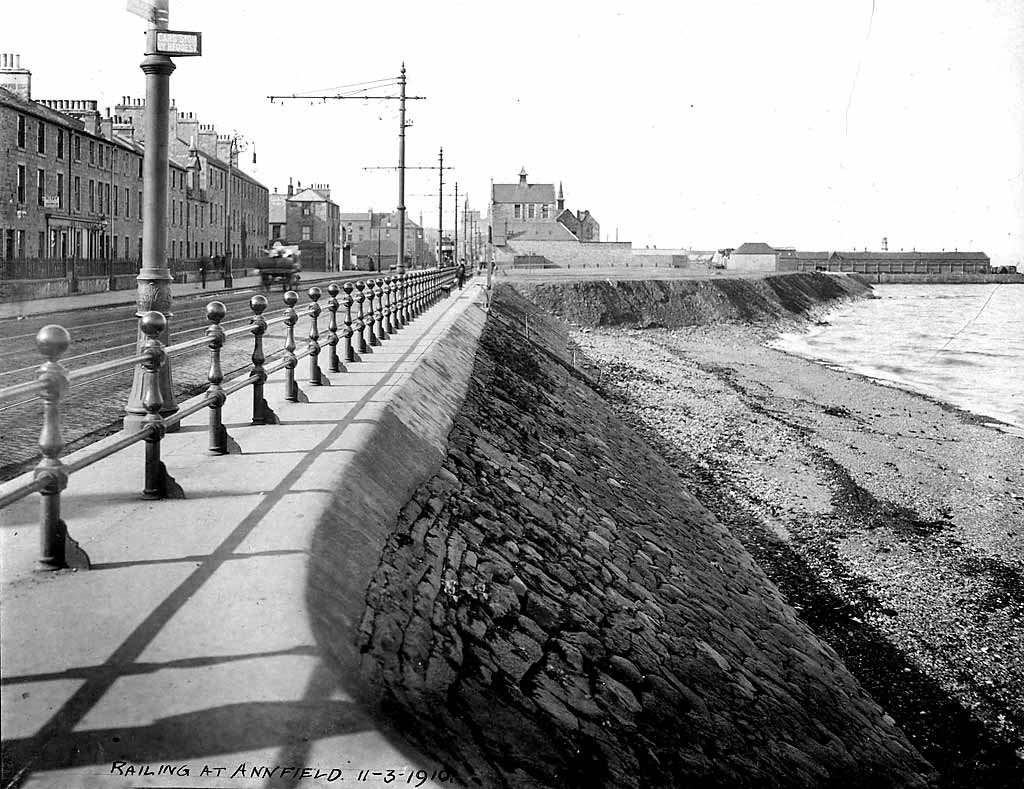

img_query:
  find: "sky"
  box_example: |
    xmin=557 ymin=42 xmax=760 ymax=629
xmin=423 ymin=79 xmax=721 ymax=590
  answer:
xmin=7 ymin=0 xmax=1024 ymax=265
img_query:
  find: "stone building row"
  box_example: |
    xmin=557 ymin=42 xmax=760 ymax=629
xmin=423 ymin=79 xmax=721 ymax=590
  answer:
xmin=0 ymin=54 xmax=267 ymax=270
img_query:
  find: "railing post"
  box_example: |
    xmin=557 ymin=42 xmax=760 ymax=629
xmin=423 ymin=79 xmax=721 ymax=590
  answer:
xmin=371 ymin=278 xmax=384 ymax=344
xmin=307 ymin=286 xmax=324 ymax=385
xmin=354 ymin=280 xmax=370 ymax=355
xmin=283 ymin=290 xmax=300 ymax=401
xmin=326 ymin=283 xmax=342 ymax=372
xmin=379 ymin=277 xmax=391 ymax=338
xmin=140 ymin=311 xmax=170 ymax=498
xmin=362 ymin=280 xmax=374 ymax=347
xmin=341 ymin=282 xmax=356 ymax=362
xmin=205 ymin=301 xmax=228 ymax=454
xmin=395 ymin=272 xmax=407 ymax=328
xmin=33 ymin=325 xmax=72 ymax=571
xmin=381 ymin=276 xmax=393 ymax=335
xmin=249 ymin=294 xmax=276 ymax=425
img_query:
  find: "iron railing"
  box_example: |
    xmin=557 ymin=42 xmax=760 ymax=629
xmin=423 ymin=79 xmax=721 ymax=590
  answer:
xmin=0 ymin=267 xmax=457 ymax=570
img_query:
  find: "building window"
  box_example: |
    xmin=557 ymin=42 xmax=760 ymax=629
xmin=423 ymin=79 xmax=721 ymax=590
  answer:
xmin=114 ymin=186 xmax=120 ymax=217
xmin=89 ymin=141 xmax=95 ymax=164
xmin=57 ymin=128 xmax=64 ymax=160
xmin=125 ymin=188 xmax=130 ymax=217
xmin=39 ymin=231 xmax=45 ymax=258
xmin=17 ymin=114 xmax=26 ymax=148
xmin=301 ymin=226 xmax=311 ymax=241
xmin=138 ymin=158 xmax=143 ymax=178
xmin=74 ymin=135 xmax=81 ymax=161
xmin=37 ymin=120 xmax=45 ymax=154
xmin=514 ymin=204 xmax=522 ymax=220
xmin=97 ymin=181 xmax=103 ymax=213
xmin=89 ymin=180 xmax=95 ymax=212
xmin=527 ymin=203 xmax=536 ymax=219
xmin=105 ymin=184 xmax=111 ymax=215
xmin=36 ymin=169 xmax=45 ymax=207
xmin=302 ymin=204 xmax=312 ymax=216
xmin=57 ymin=173 xmax=64 ymax=209
xmin=541 ymin=205 xmax=549 ymax=219
xmin=98 ymin=144 xmax=104 ymax=168
xmin=138 ymin=190 xmax=142 ymax=219
xmin=74 ymin=176 xmax=81 ymax=210
xmin=17 ymin=165 xmax=26 ymax=204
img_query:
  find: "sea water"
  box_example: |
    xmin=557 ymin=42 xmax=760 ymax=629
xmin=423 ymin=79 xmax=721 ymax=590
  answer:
xmin=772 ymin=284 xmax=1024 ymax=434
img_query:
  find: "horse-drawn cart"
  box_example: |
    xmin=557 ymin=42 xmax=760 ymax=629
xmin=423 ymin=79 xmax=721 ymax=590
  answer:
xmin=259 ymin=243 xmax=302 ymax=291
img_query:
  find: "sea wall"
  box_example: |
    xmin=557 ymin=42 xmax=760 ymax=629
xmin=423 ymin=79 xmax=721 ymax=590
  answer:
xmin=346 ymin=282 xmax=933 ymax=787
xmin=510 ymin=271 xmax=872 ymax=328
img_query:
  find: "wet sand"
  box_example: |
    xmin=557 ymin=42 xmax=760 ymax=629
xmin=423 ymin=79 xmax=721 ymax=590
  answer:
xmin=574 ymin=323 xmax=1024 ymax=785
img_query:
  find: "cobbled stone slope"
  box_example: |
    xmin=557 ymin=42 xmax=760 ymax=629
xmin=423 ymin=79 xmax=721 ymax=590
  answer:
xmin=357 ymin=285 xmax=934 ymax=788
xmin=511 ymin=271 xmax=872 ymax=328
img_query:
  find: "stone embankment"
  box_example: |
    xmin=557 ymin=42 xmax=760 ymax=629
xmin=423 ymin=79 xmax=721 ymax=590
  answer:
xmin=352 ymin=279 xmax=934 ymax=787
xmin=510 ymin=270 xmax=872 ymax=329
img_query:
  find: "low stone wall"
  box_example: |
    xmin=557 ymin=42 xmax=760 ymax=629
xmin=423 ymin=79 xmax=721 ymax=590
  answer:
xmin=498 ymin=240 xmax=635 ymax=268
xmin=347 ymin=284 xmax=933 ymax=787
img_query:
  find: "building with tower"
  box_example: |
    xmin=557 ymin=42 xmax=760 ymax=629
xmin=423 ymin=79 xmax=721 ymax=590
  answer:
xmin=488 ymin=167 xmax=627 ymax=267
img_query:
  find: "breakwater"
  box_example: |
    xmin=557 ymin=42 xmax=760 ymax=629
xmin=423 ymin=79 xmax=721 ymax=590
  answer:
xmin=346 ymin=277 xmax=934 ymax=787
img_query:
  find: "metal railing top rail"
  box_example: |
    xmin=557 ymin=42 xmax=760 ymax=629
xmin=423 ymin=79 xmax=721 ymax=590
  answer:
xmin=0 ymin=306 xmax=297 ymax=408
xmin=1 ymin=269 xmax=458 ymax=572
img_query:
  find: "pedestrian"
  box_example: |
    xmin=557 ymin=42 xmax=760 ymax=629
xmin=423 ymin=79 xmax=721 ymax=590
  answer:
xmin=456 ymin=259 xmax=466 ymax=290
xmin=199 ymin=258 xmax=207 ymax=289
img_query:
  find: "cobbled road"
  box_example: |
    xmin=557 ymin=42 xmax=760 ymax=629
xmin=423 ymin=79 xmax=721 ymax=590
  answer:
xmin=0 ymin=278 xmax=364 ymax=482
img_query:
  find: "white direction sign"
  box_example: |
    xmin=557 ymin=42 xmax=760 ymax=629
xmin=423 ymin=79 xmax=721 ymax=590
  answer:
xmin=148 ymin=29 xmax=202 ymax=56
xmin=42 ymin=196 xmax=60 ymax=209
xmin=126 ymin=0 xmax=169 ymax=25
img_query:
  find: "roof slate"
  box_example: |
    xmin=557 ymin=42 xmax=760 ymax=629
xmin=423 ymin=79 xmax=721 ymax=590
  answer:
xmin=734 ymin=242 xmax=777 ymax=255
xmin=492 ymin=183 xmax=556 ymax=204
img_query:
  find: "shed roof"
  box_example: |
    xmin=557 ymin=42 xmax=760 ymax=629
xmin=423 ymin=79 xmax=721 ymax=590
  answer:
xmin=832 ymin=250 xmax=989 ymax=261
xmin=734 ymin=242 xmax=777 ymax=255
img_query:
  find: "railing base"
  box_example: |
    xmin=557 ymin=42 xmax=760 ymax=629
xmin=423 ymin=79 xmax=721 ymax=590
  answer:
xmin=210 ymin=424 xmax=242 ymax=455
xmin=143 ymin=461 xmax=186 ymax=500
xmin=253 ymin=400 xmax=279 ymax=426
xmin=36 ymin=523 xmax=92 ymax=572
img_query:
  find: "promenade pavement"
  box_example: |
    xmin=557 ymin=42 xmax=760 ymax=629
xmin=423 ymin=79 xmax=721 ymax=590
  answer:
xmin=1 ymin=277 xmax=485 ymax=788
xmin=0 ymin=271 xmax=343 ymax=321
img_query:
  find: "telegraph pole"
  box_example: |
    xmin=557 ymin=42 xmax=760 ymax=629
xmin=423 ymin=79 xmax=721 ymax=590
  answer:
xmin=453 ymin=181 xmax=458 ymax=264
xmin=365 ymin=147 xmax=452 ymax=267
xmin=438 ymin=148 xmax=444 ymax=261
xmin=269 ymin=67 xmax=424 ymax=272
xmin=397 ymin=65 xmax=407 ymax=273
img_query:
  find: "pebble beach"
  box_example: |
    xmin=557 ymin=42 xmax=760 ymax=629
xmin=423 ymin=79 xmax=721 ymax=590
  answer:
xmin=574 ymin=321 xmax=1024 ymax=784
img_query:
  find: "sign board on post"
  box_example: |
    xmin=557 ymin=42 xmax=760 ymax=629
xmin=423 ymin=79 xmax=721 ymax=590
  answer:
xmin=147 ymin=29 xmax=202 ymax=56
xmin=126 ymin=0 xmax=169 ymax=26
xmin=42 ymin=196 xmax=60 ymax=209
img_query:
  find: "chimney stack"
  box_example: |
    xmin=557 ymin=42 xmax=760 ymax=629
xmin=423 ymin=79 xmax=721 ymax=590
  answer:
xmin=0 ymin=52 xmax=32 ymax=99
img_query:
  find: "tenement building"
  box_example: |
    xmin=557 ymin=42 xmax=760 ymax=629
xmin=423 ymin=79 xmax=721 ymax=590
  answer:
xmin=267 ymin=179 xmax=341 ymax=270
xmin=341 ymin=210 xmax=425 ymax=270
xmin=0 ymin=53 xmax=268 ymax=272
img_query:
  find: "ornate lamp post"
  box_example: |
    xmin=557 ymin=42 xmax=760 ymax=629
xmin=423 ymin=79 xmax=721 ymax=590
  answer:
xmin=124 ymin=0 xmax=201 ymax=429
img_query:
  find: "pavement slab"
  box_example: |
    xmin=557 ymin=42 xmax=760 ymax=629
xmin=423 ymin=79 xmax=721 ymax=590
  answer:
xmin=1 ymin=277 xmax=486 ymax=789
